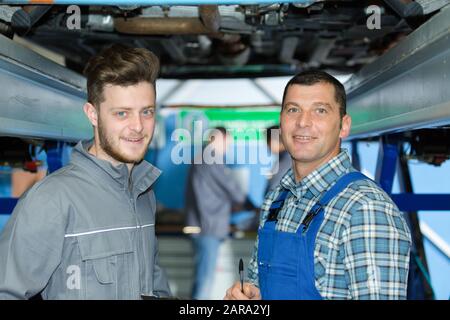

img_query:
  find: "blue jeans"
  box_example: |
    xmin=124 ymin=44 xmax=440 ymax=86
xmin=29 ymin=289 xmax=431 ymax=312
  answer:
xmin=191 ymin=235 xmax=222 ymax=300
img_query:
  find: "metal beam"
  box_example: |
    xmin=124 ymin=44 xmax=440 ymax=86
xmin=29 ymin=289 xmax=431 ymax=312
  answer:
xmin=345 ymin=5 xmax=450 ymax=139
xmin=391 ymin=194 xmax=450 ymax=211
xmin=350 ymin=140 xmax=361 ymax=171
xmin=251 ymin=79 xmax=280 ymax=105
xmin=420 ymin=221 xmax=450 ymax=260
xmin=416 ymin=0 xmax=450 ymax=15
xmin=0 ymin=34 xmax=90 ymax=142
xmin=397 ymin=146 xmax=434 ymax=299
xmin=0 ymin=198 xmax=17 ymax=214
xmin=157 ymin=80 xmax=187 ymax=106
xmin=46 ymin=141 xmax=65 ymax=173
xmin=1 ymin=0 xmax=312 ymax=5
xmin=375 ymin=137 xmax=399 ymax=193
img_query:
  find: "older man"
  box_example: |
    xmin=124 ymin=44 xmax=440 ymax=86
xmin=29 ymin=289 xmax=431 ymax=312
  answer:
xmin=225 ymin=70 xmax=411 ymax=300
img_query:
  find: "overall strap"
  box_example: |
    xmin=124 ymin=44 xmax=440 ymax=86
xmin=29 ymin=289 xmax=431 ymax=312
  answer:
xmin=301 ymin=171 xmax=369 ymax=233
xmin=267 ymin=189 xmax=290 ymax=221
xmin=317 ymin=171 xmax=368 ymax=207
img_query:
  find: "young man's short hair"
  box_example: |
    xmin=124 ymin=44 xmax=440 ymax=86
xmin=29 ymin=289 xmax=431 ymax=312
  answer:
xmin=84 ymin=44 xmax=160 ymax=108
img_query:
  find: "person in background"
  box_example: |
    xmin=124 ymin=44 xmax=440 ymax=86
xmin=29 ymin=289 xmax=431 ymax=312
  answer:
xmin=265 ymin=125 xmax=291 ymax=193
xmin=225 ymin=70 xmax=411 ymax=300
xmin=185 ymin=126 xmax=255 ymax=300
xmin=11 ymin=145 xmax=48 ymax=198
xmin=0 ymin=44 xmax=171 ymax=299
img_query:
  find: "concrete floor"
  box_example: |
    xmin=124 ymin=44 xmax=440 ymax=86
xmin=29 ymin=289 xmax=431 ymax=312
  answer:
xmin=158 ymin=235 xmax=255 ymax=299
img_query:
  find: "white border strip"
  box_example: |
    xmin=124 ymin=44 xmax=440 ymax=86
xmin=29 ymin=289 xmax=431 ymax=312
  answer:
xmin=65 ymin=224 xmax=155 ymax=238
xmin=420 ymin=221 xmax=450 ymax=259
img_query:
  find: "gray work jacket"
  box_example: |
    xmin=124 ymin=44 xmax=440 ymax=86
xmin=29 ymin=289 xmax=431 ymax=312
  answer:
xmin=0 ymin=140 xmax=171 ymax=299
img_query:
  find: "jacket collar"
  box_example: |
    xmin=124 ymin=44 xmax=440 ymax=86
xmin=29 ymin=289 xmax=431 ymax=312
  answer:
xmin=71 ymin=140 xmax=161 ymax=192
xmin=280 ymin=150 xmax=352 ymax=199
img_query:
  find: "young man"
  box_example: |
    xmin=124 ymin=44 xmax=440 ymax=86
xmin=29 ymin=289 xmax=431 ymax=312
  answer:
xmin=225 ymin=70 xmax=411 ymax=300
xmin=0 ymin=45 xmax=171 ymax=299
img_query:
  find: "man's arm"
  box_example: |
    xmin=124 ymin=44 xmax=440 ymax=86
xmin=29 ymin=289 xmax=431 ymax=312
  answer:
xmin=0 ymin=191 xmax=66 ymax=299
xmin=341 ymin=200 xmax=412 ymax=299
xmin=246 ymin=237 xmax=260 ymax=287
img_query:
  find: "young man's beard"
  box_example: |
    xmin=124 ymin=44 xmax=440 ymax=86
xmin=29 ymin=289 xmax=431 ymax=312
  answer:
xmin=97 ymin=118 xmax=148 ymax=165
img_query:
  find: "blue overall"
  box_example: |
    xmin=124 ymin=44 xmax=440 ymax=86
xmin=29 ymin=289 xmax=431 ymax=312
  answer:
xmin=257 ymin=172 xmax=368 ymax=300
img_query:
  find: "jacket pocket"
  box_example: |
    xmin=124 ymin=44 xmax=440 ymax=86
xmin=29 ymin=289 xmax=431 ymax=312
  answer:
xmin=76 ymin=229 xmax=135 ymax=299
xmin=92 ymin=256 xmax=114 ymax=284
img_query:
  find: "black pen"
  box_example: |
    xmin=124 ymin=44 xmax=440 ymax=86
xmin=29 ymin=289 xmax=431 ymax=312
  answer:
xmin=239 ymin=258 xmax=244 ymax=293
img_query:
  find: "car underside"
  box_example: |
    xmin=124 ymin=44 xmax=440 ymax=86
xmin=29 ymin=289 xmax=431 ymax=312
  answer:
xmin=0 ymin=0 xmax=446 ymax=78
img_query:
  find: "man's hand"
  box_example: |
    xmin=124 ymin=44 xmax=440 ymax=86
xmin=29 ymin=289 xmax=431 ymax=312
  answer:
xmin=224 ymin=281 xmax=261 ymax=300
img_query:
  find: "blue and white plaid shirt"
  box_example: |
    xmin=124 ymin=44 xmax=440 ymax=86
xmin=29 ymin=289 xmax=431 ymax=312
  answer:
xmin=247 ymin=150 xmax=412 ymax=299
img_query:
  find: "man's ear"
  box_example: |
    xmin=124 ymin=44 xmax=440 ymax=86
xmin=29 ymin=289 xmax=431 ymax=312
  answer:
xmin=339 ymin=114 xmax=352 ymax=139
xmin=83 ymin=102 xmax=98 ymax=127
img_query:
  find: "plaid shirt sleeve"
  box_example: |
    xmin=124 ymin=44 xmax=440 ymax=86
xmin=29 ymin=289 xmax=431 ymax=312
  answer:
xmin=246 ymin=237 xmax=260 ymax=287
xmin=341 ymin=200 xmax=412 ymax=299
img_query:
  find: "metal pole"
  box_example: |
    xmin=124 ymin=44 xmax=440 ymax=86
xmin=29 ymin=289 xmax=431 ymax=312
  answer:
xmin=250 ymin=79 xmax=281 ymax=106
xmin=398 ymin=144 xmax=435 ymax=299
xmin=46 ymin=141 xmax=65 ymax=174
xmin=375 ymin=136 xmax=399 ymax=194
xmin=351 ymin=140 xmax=361 ymax=171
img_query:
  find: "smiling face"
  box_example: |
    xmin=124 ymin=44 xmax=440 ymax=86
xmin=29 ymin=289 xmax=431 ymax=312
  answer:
xmin=280 ymin=82 xmax=351 ymax=181
xmin=83 ymin=81 xmax=156 ymax=168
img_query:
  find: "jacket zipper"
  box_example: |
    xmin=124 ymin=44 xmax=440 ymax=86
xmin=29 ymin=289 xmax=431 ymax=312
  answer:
xmin=128 ymin=170 xmax=144 ymax=297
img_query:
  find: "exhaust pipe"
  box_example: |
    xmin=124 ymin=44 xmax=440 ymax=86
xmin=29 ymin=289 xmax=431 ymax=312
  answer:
xmin=115 ymin=5 xmax=221 ymax=35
